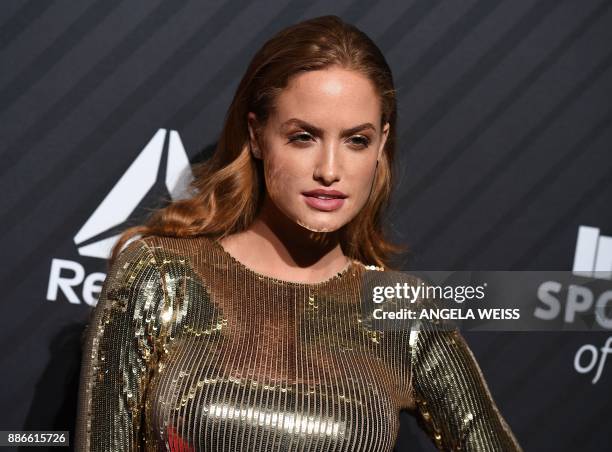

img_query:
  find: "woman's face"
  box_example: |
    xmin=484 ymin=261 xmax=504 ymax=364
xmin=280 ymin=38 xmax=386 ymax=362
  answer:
xmin=248 ymin=66 xmax=390 ymax=233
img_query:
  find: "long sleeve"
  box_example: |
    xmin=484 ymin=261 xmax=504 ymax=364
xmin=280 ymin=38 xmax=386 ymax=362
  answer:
xmin=75 ymin=239 xmax=165 ymax=451
xmin=409 ymin=319 xmax=523 ymax=451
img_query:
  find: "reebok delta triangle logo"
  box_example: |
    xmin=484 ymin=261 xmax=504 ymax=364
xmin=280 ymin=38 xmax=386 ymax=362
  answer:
xmin=74 ymin=128 xmax=194 ymax=259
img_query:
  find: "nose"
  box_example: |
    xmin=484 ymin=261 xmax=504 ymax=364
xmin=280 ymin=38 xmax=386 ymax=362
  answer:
xmin=313 ymin=142 xmax=341 ymax=185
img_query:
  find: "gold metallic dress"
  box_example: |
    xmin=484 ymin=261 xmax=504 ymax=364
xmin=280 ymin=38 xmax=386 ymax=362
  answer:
xmin=75 ymin=235 xmax=522 ymax=451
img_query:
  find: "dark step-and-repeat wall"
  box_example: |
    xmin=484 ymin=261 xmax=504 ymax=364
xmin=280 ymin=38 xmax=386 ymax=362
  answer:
xmin=1 ymin=1 xmax=611 ymax=451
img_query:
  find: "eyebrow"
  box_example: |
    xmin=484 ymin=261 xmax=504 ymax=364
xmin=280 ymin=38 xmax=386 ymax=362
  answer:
xmin=280 ymin=118 xmax=377 ymax=136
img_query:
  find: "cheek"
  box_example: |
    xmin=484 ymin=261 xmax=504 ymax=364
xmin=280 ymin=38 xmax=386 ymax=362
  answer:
xmin=350 ymin=162 xmax=378 ymax=200
xmin=264 ymin=155 xmax=301 ymax=198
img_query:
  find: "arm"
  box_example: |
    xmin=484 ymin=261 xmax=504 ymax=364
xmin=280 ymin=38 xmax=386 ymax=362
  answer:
xmin=409 ymin=321 xmax=522 ymax=451
xmin=75 ymin=239 xmax=165 ymax=451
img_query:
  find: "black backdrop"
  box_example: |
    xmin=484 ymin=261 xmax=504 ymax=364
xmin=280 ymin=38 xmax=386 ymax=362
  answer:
xmin=1 ymin=1 xmax=611 ymax=450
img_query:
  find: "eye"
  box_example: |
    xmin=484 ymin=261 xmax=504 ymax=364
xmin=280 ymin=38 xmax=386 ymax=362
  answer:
xmin=348 ymin=135 xmax=371 ymax=149
xmin=288 ymin=132 xmax=314 ymax=144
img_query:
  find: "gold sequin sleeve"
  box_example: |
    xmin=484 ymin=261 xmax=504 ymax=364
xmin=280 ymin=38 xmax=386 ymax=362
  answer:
xmin=75 ymin=239 xmax=164 ymax=451
xmin=409 ymin=306 xmax=523 ymax=451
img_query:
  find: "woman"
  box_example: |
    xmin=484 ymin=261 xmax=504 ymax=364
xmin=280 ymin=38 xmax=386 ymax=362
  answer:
xmin=75 ymin=15 xmax=522 ymax=451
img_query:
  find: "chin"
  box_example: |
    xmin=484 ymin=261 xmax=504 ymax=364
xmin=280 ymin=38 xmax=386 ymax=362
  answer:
xmin=297 ymin=221 xmax=336 ymax=233
xmin=295 ymin=216 xmax=346 ymax=233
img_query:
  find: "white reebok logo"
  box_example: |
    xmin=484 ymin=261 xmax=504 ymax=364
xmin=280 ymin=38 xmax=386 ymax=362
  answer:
xmin=73 ymin=129 xmax=194 ymax=259
xmin=572 ymin=225 xmax=612 ymax=280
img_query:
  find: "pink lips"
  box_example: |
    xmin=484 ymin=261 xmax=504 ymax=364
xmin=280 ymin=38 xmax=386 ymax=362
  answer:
xmin=302 ymin=189 xmax=347 ymax=212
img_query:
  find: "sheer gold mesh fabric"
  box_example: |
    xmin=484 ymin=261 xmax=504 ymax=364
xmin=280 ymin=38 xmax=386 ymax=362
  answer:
xmin=75 ymin=235 xmax=522 ymax=451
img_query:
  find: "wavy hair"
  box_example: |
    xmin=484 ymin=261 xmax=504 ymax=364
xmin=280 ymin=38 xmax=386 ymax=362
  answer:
xmin=110 ymin=15 xmax=406 ymax=270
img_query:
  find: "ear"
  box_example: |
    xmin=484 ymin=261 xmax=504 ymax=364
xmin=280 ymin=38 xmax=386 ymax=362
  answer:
xmin=377 ymin=122 xmax=390 ymax=162
xmin=247 ymin=112 xmax=262 ymax=159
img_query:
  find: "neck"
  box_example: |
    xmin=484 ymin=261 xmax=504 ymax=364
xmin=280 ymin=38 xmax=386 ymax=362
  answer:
xmin=218 ymin=196 xmax=350 ymax=280
xmin=250 ymin=195 xmax=346 ymax=267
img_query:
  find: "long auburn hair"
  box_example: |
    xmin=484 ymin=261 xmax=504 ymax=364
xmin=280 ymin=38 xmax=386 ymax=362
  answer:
xmin=109 ymin=15 xmax=406 ymax=270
